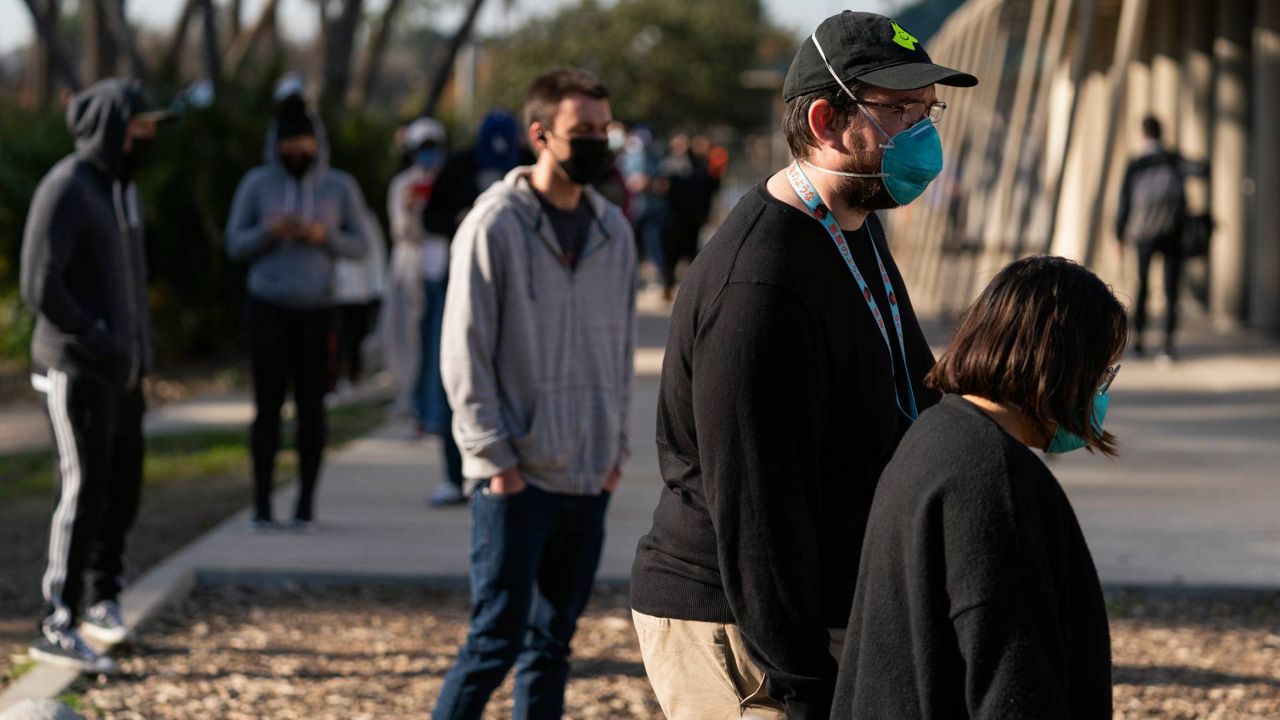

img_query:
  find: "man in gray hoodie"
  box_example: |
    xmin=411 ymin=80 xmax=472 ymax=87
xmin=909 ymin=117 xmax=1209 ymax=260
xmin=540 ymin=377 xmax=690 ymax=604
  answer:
xmin=433 ymin=68 xmax=636 ymax=719
xmin=225 ymin=82 xmax=368 ymax=529
xmin=20 ymin=78 xmax=168 ymax=674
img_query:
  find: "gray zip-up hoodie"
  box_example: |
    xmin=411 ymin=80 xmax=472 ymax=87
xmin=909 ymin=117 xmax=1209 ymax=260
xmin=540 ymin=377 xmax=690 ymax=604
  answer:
xmin=441 ymin=166 xmax=637 ymax=495
xmin=20 ymin=78 xmax=154 ymax=391
xmin=225 ymin=111 xmax=368 ymax=308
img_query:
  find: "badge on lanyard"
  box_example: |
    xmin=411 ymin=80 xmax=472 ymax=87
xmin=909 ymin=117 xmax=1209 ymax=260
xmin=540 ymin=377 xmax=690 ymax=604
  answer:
xmin=785 ymin=162 xmax=919 ymax=421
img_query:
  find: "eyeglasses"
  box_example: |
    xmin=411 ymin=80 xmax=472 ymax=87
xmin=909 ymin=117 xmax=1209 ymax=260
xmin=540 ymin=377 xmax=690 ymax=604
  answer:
xmin=1098 ymin=364 xmax=1121 ymax=395
xmin=853 ymin=97 xmax=947 ymax=126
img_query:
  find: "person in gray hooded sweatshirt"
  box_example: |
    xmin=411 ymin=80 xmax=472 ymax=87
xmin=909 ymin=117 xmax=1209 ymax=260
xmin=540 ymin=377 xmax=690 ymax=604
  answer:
xmin=433 ymin=67 xmax=636 ymax=720
xmin=225 ymin=83 xmax=368 ymax=529
xmin=20 ymin=78 xmax=168 ymax=674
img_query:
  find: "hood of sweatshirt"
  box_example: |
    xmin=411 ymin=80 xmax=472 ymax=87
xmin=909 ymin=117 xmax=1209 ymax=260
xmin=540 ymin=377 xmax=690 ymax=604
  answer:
xmin=259 ymin=106 xmax=333 ymax=217
xmin=261 ymin=108 xmax=332 ymax=175
xmin=67 ymin=78 xmax=151 ymax=180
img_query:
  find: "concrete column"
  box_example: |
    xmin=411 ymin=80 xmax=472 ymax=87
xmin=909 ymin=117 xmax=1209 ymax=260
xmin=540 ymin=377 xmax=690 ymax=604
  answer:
xmin=1180 ymin=0 xmax=1214 ymax=215
xmin=1042 ymin=0 xmax=1098 ymax=254
xmin=1009 ymin=0 xmax=1077 ymax=252
xmin=953 ymin=3 xmax=1012 ymax=311
xmin=1149 ymin=0 xmax=1182 ymax=143
xmin=1210 ymin=0 xmax=1251 ymax=323
xmin=1250 ymin=2 xmax=1280 ymax=332
xmin=922 ymin=3 xmax=1004 ymax=315
xmin=981 ymin=0 xmax=1054 ymax=274
xmin=1079 ymin=0 xmax=1149 ymax=267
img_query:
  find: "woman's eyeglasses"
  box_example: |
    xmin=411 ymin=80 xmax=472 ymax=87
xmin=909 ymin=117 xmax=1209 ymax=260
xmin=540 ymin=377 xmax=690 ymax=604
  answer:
xmin=1098 ymin=364 xmax=1121 ymax=395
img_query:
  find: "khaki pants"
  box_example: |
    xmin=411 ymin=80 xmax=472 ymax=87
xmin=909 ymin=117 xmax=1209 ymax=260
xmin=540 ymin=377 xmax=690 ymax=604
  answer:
xmin=632 ymin=610 xmax=844 ymax=719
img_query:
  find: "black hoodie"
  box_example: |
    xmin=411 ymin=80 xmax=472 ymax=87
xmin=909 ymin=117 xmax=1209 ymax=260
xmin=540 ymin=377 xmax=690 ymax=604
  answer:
xmin=20 ymin=78 xmax=155 ymax=390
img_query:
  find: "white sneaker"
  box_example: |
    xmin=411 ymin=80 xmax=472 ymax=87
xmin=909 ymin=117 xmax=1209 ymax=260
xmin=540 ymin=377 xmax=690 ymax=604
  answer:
xmin=30 ymin=626 xmax=119 ymax=675
xmin=81 ymin=600 xmax=129 ymax=644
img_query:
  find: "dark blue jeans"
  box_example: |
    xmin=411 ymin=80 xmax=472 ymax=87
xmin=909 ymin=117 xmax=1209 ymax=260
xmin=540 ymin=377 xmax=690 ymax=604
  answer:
xmin=414 ymin=277 xmax=463 ymax=489
xmin=433 ymin=483 xmax=610 ymax=720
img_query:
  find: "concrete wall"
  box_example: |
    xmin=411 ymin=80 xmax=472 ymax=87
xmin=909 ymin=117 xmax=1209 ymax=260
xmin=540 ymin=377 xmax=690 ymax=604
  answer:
xmin=890 ymin=0 xmax=1280 ymax=336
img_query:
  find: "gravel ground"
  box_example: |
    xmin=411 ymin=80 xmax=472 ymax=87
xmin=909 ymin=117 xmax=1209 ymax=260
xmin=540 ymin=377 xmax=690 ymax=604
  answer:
xmin=68 ymin=586 xmax=1280 ymax=719
xmin=1 ymin=472 xmax=254 ymax=688
xmin=1109 ymin=591 xmax=1280 ymax=719
xmin=77 ymin=586 xmax=659 ymax=719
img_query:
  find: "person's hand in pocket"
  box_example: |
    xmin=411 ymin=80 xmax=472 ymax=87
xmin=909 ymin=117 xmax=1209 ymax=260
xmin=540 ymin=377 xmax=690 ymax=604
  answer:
xmin=603 ymin=466 xmax=621 ymax=493
xmin=489 ymin=465 xmax=526 ymax=495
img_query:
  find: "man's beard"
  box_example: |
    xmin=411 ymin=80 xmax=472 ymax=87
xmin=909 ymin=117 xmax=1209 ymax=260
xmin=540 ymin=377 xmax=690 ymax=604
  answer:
xmin=834 ymin=132 xmax=899 ymax=211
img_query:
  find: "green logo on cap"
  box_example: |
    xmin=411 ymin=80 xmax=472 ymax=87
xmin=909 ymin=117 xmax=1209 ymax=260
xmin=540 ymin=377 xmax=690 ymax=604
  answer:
xmin=891 ymin=21 xmax=918 ymax=50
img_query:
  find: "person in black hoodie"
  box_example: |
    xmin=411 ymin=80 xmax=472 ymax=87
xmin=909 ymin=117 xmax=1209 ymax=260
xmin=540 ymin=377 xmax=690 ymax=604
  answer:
xmin=629 ymin=12 xmax=976 ymax=719
xmin=20 ymin=78 xmax=170 ymax=674
xmin=831 ymin=255 xmax=1123 ymax=719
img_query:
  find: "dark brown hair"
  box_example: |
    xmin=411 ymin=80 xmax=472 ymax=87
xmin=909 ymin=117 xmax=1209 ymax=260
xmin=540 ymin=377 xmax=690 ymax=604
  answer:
xmin=1141 ymin=114 xmax=1163 ymax=141
xmin=782 ymin=85 xmax=859 ymax=160
xmin=926 ymin=255 xmax=1128 ymax=455
xmin=523 ymin=68 xmax=609 ymax=131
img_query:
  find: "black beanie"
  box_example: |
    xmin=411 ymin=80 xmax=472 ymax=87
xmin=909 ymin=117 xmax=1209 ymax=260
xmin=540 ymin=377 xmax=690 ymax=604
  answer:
xmin=276 ymin=105 xmax=314 ymax=141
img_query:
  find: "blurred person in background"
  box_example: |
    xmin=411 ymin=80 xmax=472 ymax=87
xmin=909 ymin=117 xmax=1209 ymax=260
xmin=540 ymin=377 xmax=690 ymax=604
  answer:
xmin=620 ymin=126 xmax=667 ymax=291
xmin=331 ymin=208 xmax=387 ymax=394
xmin=20 ymin=78 xmax=171 ymax=675
xmin=1115 ymin=115 xmax=1196 ymax=363
xmin=658 ymin=133 xmax=717 ymax=300
xmin=225 ymin=77 xmax=370 ymax=530
xmin=382 ymin=118 xmax=447 ymax=420
xmin=434 ymin=67 xmax=636 ymax=720
xmin=591 ymin=119 xmax=632 ymax=213
xmin=832 ymin=255 xmax=1119 ymax=718
xmin=425 ymin=110 xmax=529 ymax=236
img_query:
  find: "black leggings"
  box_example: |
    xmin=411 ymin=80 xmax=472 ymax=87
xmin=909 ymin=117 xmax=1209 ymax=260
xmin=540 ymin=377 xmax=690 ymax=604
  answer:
xmin=336 ymin=300 xmax=379 ymax=385
xmin=246 ymin=298 xmax=332 ymax=522
xmin=1134 ymin=235 xmax=1185 ymax=350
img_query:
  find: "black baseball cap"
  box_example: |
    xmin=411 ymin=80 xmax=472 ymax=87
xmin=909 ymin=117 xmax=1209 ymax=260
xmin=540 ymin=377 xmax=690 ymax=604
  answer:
xmin=783 ymin=12 xmax=977 ymax=101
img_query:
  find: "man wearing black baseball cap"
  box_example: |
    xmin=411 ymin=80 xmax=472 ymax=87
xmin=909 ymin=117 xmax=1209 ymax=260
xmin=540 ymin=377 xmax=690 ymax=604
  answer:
xmin=630 ymin=12 xmax=976 ymax=719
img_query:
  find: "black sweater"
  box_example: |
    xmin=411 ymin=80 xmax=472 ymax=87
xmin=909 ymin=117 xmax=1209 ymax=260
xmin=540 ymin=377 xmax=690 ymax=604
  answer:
xmin=831 ymin=395 xmax=1112 ymax=719
xmin=630 ymin=183 xmax=938 ymax=719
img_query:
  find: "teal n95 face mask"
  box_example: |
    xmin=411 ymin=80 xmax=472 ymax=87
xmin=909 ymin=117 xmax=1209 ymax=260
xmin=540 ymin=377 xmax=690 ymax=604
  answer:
xmin=1045 ymin=364 xmax=1120 ymax=454
xmin=1044 ymin=390 xmax=1110 ymax=454
xmin=802 ymin=32 xmax=945 ymax=206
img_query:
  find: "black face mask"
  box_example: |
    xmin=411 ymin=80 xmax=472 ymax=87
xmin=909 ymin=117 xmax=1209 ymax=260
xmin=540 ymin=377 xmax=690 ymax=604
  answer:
xmin=556 ymin=137 xmax=612 ymax=185
xmin=120 ymin=136 xmax=155 ymax=179
xmin=281 ymin=153 xmax=315 ymax=179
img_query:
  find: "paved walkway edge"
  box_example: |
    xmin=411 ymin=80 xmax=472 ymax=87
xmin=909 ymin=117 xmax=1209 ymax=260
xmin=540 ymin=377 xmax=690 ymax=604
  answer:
xmin=0 ymin=553 xmax=198 ymax=712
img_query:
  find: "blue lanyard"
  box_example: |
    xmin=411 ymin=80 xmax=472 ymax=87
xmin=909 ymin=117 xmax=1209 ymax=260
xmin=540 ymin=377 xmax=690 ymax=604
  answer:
xmin=785 ymin=162 xmax=919 ymax=421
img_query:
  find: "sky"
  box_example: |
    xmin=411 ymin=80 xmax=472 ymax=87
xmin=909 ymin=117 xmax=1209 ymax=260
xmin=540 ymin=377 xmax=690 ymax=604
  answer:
xmin=0 ymin=0 xmax=896 ymax=55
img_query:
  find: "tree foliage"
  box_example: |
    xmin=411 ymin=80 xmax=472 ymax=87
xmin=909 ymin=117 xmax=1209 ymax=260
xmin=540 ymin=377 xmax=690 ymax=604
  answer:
xmin=480 ymin=0 xmax=794 ymax=131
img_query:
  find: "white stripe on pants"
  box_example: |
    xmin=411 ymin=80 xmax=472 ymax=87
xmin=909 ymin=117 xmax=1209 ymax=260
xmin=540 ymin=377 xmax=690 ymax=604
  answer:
xmin=37 ymin=369 xmax=83 ymax=632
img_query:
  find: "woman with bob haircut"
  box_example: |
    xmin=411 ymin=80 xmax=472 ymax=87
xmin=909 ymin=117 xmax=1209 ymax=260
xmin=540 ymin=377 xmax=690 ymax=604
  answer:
xmin=830 ymin=255 xmax=1124 ymax=719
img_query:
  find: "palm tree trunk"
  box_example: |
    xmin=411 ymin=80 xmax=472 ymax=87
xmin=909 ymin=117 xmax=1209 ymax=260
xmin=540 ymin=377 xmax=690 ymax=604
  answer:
xmin=226 ymin=0 xmax=283 ymax=80
xmin=22 ymin=0 xmax=80 ymax=102
xmin=350 ymin=0 xmax=406 ymax=107
xmin=319 ymin=0 xmax=366 ymax=112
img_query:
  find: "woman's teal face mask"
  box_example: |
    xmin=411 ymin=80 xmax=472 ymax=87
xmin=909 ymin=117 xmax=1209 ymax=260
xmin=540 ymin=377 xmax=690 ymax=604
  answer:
xmin=1045 ymin=365 xmax=1121 ymax=454
xmin=799 ymin=32 xmax=945 ymax=206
